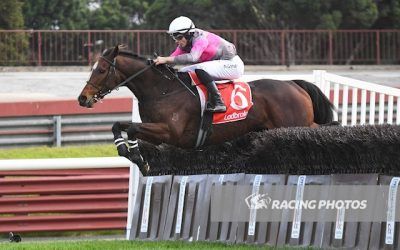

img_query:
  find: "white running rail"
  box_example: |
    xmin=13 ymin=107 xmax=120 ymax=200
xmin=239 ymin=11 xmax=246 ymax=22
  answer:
xmin=314 ymin=70 xmax=400 ymax=126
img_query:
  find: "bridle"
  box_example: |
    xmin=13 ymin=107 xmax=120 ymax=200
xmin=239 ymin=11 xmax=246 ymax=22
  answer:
xmin=86 ymin=55 xmax=155 ymax=102
xmin=87 ymin=52 xmax=196 ymax=101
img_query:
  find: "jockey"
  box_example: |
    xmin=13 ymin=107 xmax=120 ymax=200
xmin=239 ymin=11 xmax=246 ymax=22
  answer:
xmin=154 ymin=16 xmax=244 ymax=113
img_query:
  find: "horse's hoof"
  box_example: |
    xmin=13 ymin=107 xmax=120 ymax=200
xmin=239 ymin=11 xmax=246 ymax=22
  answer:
xmin=9 ymin=232 xmax=21 ymax=243
xmin=142 ymin=162 xmax=151 ymax=173
xmin=138 ymin=161 xmax=150 ymax=174
xmin=128 ymin=155 xmax=148 ymax=171
xmin=133 ymin=160 xmax=150 ymax=174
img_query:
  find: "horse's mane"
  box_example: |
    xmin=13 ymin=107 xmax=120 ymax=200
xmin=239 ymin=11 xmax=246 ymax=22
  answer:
xmin=102 ymin=45 xmax=147 ymax=61
xmin=119 ymin=50 xmax=148 ymax=61
xmin=102 ymin=45 xmax=177 ymax=73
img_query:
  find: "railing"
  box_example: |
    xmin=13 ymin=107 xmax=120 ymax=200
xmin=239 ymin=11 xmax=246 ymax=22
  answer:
xmin=0 ymin=29 xmax=399 ymax=66
xmin=0 ymin=157 xmax=138 ymax=234
xmin=314 ymin=70 xmax=400 ymax=125
xmin=0 ymin=98 xmax=132 ymax=148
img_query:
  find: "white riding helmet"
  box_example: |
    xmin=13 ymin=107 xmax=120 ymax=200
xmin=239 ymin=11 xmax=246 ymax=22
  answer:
xmin=167 ymin=16 xmax=195 ymax=35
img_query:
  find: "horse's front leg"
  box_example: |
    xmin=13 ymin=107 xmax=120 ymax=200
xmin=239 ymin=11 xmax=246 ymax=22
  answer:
xmin=126 ymin=122 xmax=172 ymax=173
xmin=112 ymin=121 xmax=150 ymax=173
xmin=111 ymin=122 xmax=131 ymax=158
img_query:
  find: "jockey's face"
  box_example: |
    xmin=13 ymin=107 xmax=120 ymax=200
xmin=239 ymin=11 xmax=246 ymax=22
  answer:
xmin=176 ymin=36 xmax=188 ymax=48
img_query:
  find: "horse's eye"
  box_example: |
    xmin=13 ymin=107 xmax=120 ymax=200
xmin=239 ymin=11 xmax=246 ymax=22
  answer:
xmin=98 ymin=69 xmax=105 ymax=74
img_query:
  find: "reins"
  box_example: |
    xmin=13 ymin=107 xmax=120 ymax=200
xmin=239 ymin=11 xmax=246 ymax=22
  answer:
xmin=96 ymin=53 xmax=196 ymax=98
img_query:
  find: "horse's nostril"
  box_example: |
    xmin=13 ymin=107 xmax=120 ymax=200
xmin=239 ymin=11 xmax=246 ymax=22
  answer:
xmin=78 ymin=95 xmax=87 ymax=105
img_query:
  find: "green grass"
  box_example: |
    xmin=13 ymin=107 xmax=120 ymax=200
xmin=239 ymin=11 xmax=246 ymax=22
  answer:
xmin=0 ymin=144 xmax=118 ymax=159
xmin=0 ymin=240 xmax=276 ymax=250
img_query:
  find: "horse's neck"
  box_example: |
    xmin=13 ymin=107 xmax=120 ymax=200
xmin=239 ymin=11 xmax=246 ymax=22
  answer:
xmin=116 ymin=57 xmax=153 ymax=100
xmin=124 ymin=67 xmax=180 ymax=103
xmin=117 ymin=56 xmax=189 ymax=103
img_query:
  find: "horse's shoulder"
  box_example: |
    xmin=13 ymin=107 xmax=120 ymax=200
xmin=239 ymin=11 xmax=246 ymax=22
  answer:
xmin=177 ymin=72 xmax=191 ymax=84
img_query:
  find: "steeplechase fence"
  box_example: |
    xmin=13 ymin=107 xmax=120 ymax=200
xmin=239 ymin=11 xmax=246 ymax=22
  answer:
xmin=0 ymin=29 xmax=399 ymax=66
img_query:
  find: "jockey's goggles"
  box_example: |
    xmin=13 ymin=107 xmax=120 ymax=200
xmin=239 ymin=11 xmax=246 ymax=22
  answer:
xmin=170 ymin=33 xmax=185 ymax=41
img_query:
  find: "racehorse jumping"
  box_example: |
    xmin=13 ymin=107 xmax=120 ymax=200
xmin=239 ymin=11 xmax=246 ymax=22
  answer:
xmin=78 ymin=45 xmax=335 ymax=172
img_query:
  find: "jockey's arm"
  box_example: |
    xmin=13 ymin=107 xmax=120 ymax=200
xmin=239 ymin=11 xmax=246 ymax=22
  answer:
xmin=154 ymin=46 xmax=183 ymax=65
xmin=154 ymin=56 xmax=174 ymax=65
xmin=173 ymin=39 xmax=207 ymax=64
xmin=154 ymin=52 xmax=200 ymax=65
xmin=155 ymin=37 xmax=208 ymax=65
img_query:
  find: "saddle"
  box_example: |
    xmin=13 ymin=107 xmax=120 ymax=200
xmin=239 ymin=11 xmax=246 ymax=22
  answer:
xmin=188 ymin=72 xmax=253 ymax=124
xmin=185 ymin=72 xmax=254 ymax=148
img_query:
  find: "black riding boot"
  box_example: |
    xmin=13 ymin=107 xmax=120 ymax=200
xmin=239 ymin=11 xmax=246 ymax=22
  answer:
xmin=195 ymin=68 xmax=226 ymax=113
xmin=205 ymin=80 xmax=227 ymax=113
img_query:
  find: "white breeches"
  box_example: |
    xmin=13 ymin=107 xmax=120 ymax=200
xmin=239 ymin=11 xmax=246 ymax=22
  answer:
xmin=179 ymin=55 xmax=244 ymax=80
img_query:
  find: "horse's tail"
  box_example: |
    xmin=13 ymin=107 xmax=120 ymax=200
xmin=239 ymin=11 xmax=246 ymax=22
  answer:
xmin=293 ymin=80 xmax=335 ymax=124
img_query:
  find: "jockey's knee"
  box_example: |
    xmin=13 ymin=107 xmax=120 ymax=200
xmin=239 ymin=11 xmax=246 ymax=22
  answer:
xmin=195 ymin=69 xmax=213 ymax=83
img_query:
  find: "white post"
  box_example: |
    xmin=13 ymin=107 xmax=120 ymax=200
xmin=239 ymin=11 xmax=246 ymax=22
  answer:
xmin=351 ymin=87 xmax=358 ymax=125
xmin=313 ymin=70 xmax=327 ymax=95
xmin=342 ymin=85 xmax=349 ymax=126
xmin=53 ymin=115 xmax=62 ymax=147
xmin=132 ymin=96 xmax=142 ymax=123
xmin=333 ymin=83 xmax=340 ymax=122
xmin=126 ymin=163 xmax=141 ymax=240
xmin=397 ymin=97 xmax=400 ymax=125
xmin=387 ymin=96 xmax=394 ymax=124
xmin=360 ymin=89 xmax=367 ymax=125
xmin=324 ymin=80 xmax=331 ymax=100
xmin=379 ymin=93 xmax=385 ymax=124
xmin=369 ymin=92 xmax=376 ymax=124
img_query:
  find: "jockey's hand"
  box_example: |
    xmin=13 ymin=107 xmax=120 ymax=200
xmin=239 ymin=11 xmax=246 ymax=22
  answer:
xmin=154 ymin=56 xmax=172 ymax=65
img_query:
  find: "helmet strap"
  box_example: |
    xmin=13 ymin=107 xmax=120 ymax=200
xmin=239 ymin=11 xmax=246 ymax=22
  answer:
xmin=183 ymin=32 xmax=193 ymax=41
xmin=181 ymin=34 xmax=193 ymax=52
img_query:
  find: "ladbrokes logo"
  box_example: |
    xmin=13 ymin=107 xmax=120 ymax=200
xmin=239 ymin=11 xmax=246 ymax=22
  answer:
xmin=244 ymin=193 xmax=367 ymax=210
xmin=223 ymin=110 xmax=248 ymax=121
xmin=245 ymin=193 xmax=272 ymax=209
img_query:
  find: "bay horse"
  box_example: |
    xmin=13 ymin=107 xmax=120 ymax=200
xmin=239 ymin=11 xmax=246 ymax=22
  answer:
xmin=78 ymin=45 xmax=335 ymax=172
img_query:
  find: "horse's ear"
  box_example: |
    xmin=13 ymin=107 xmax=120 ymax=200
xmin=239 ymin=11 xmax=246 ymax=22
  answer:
xmin=112 ymin=45 xmax=119 ymax=58
xmin=147 ymin=58 xmax=154 ymax=65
